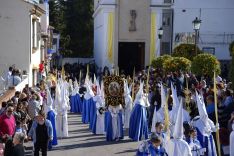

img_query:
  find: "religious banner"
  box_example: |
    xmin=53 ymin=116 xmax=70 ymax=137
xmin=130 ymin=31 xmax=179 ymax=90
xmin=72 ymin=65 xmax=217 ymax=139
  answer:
xmin=103 ymin=75 xmax=125 ymax=107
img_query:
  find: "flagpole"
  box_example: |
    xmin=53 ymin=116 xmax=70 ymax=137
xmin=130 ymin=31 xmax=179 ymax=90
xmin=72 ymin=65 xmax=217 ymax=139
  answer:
xmin=214 ymin=71 xmax=221 ymax=156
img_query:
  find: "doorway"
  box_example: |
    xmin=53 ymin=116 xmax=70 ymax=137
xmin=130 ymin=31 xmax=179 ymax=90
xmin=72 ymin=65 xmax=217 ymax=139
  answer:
xmin=118 ymin=42 xmax=145 ymax=75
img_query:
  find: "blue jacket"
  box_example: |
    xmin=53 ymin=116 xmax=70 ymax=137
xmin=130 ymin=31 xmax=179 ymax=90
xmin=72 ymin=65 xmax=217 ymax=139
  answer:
xmin=28 ymin=119 xmax=53 ymax=144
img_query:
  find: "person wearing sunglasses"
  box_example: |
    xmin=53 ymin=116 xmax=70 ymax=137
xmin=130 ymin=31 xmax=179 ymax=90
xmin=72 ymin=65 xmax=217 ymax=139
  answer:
xmin=0 ymin=104 xmax=16 ymax=138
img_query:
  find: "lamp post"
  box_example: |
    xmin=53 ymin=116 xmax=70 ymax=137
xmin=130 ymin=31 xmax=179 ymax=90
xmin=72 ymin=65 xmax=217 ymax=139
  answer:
xmin=192 ymin=17 xmax=201 ymax=56
xmin=158 ymin=27 xmax=164 ymax=55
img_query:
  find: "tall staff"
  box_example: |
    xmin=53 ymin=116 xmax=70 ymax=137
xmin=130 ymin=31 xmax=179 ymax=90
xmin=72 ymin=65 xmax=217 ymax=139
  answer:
xmin=132 ymin=67 xmax=135 ymax=101
xmin=214 ymin=71 xmax=221 ymax=156
xmin=146 ymin=67 xmax=150 ymax=94
xmin=79 ymin=70 xmax=82 ymax=85
xmin=86 ymin=64 xmax=89 ymax=79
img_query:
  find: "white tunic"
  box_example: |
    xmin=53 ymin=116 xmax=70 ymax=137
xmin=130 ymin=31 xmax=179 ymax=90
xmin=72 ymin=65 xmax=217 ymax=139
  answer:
xmin=109 ymin=105 xmax=122 ymax=140
xmin=56 ymin=81 xmax=69 ymax=138
xmin=151 ymin=107 xmax=165 ymax=132
xmin=123 ymin=94 xmax=133 ymax=129
xmin=95 ymin=96 xmax=105 ymax=135
xmin=165 ymin=139 xmax=192 ymax=156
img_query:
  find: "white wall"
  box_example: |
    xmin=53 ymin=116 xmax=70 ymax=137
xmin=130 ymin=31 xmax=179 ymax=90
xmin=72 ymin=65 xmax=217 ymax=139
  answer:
xmin=173 ymin=0 xmax=234 ymax=60
xmin=0 ymin=0 xmax=31 ymax=73
xmin=39 ymin=2 xmax=49 ymax=33
xmin=93 ymin=4 xmax=116 ymax=69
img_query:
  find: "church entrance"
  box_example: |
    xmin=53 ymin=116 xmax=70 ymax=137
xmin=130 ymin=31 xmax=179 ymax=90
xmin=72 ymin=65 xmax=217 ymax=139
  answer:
xmin=118 ymin=42 xmax=145 ymax=76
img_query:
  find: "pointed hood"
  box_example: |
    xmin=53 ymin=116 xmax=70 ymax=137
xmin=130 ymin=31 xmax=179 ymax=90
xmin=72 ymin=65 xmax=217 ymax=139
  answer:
xmin=72 ymin=79 xmax=79 ymax=95
xmin=171 ymin=83 xmax=179 ymax=110
xmin=85 ymin=72 xmax=90 ymax=86
xmin=84 ymin=82 xmax=94 ymax=100
xmin=93 ymin=74 xmax=97 ymax=85
xmin=46 ymin=87 xmax=53 ymax=106
xmin=96 ymin=80 xmax=101 ymax=96
xmin=161 ymin=83 xmax=166 ymax=108
xmin=195 ymin=91 xmax=211 ymax=130
xmin=134 ymin=81 xmax=145 ymax=106
xmin=173 ymin=99 xmax=184 ymax=139
xmin=124 ymin=80 xmax=131 ymax=96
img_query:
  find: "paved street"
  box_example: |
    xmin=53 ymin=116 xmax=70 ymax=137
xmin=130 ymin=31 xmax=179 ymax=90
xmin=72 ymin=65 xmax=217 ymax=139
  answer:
xmin=26 ymin=113 xmax=139 ymax=156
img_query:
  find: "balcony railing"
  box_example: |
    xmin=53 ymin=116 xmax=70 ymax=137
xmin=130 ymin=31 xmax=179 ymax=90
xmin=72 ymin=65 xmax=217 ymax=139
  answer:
xmin=164 ymin=0 xmax=173 ymax=4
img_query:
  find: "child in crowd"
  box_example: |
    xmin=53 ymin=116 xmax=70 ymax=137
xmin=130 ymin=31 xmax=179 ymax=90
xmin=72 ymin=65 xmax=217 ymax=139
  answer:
xmin=186 ymin=127 xmax=205 ymax=156
xmin=137 ymin=133 xmax=167 ymax=156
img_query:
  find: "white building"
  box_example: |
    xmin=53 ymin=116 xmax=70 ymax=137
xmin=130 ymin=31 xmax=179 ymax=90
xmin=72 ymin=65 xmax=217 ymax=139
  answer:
xmin=93 ymin=0 xmax=234 ymax=74
xmin=173 ymin=0 xmax=234 ymax=62
xmin=93 ymin=0 xmax=172 ymax=74
xmin=0 ymin=0 xmax=50 ymax=87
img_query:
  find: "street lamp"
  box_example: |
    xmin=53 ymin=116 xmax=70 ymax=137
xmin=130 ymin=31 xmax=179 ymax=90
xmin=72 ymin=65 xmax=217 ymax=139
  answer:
xmin=158 ymin=27 xmax=164 ymax=39
xmin=192 ymin=17 xmax=202 ymax=55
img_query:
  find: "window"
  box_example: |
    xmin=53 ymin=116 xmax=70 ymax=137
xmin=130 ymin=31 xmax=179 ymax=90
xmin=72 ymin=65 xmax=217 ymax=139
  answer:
xmin=202 ymin=47 xmax=215 ymax=55
xmin=161 ymin=42 xmax=171 ymax=55
xmin=162 ymin=13 xmax=171 ymax=26
xmin=32 ymin=19 xmax=36 ymax=49
xmin=32 ymin=19 xmax=41 ymax=50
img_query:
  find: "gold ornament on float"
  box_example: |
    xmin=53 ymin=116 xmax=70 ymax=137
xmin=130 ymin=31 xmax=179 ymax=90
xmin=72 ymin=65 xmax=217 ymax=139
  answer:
xmin=103 ymin=76 xmax=125 ymax=107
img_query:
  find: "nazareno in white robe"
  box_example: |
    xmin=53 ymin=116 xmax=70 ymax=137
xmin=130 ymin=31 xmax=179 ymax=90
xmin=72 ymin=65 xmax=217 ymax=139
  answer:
xmin=56 ymin=80 xmax=69 ymax=138
xmin=123 ymin=94 xmax=133 ymax=129
xmin=95 ymin=96 xmax=105 ymax=135
xmin=165 ymin=138 xmax=192 ymax=156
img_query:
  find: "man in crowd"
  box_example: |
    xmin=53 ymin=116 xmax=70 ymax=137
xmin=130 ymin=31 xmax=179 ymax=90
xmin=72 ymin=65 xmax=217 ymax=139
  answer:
xmin=0 ymin=105 xmax=16 ymax=137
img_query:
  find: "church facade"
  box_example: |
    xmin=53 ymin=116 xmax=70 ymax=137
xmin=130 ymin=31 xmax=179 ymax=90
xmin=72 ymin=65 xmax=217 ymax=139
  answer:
xmin=93 ymin=0 xmax=173 ymax=74
xmin=93 ymin=0 xmax=234 ymax=74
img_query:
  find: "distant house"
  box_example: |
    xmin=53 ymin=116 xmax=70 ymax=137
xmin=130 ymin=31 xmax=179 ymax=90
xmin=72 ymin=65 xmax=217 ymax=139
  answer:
xmin=0 ymin=0 xmax=51 ymax=87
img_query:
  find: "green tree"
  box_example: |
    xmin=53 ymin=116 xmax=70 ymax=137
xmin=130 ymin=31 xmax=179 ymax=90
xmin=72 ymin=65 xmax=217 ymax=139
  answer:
xmin=151 ymin=55 xmax=172 ymax=69
xmin=49 ymin=0 xmax=94 ymax=57
xmin=172 ymin=44 xmax=203 ymax=60
xmin=191 ymin=53 xmax=221 ymax=78
xmin=163 ymin=57 xmax=191 ymax=73
xmin=64 ymin=0 xmax=93 ymax=57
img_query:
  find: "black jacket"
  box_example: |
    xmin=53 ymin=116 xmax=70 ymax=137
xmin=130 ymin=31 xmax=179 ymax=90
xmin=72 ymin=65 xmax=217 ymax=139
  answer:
xmin=11 ymin=144 xmax=25 ymax=156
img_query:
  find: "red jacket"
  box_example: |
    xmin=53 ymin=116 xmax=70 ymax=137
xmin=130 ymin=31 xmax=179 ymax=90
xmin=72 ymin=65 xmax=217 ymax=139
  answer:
xmin=39 ymin=63 xmax=44 ymax=73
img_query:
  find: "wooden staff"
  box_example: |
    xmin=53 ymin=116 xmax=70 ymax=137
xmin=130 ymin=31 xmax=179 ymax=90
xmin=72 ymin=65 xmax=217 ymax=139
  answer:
xmin=61 ymin=66 xmax=65 ymax=80
xmin=146 ymin=67 xmax=150 ymax=94
xmin=164 ymin=93 xmax=170 ymax=134
xmin=132 ymin=67 xmax=135 ymax=101
xmin=214 ymin=71 xmax=221 ymax=156
xmin=184 ymin=77 xmax=191 ymax=113
xmin=86 ymin=64 xmax=89 ymax=79
xmin=79 ymin=70 xmax=82 ymax=85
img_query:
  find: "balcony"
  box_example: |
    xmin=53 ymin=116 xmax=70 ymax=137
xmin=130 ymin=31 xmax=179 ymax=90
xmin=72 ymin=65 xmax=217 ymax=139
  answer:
xmin=151 ymin=0 xmax=174 ymax=7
